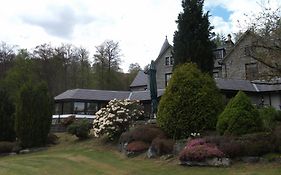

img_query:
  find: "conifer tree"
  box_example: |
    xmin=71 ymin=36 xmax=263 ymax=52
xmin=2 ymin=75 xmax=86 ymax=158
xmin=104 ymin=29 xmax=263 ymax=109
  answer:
xmin=173 ymin=0 xmax=215 ymax=74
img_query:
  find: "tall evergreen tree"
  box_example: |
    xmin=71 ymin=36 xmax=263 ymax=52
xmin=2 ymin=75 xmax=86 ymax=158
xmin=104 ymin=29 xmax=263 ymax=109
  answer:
xmin=173 ymin=0 xmax=215 ymax=74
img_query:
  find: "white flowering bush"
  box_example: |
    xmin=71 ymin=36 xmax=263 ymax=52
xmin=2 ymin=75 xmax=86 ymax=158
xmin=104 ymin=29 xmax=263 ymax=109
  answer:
xmin=92 ymin=99 xmax=144 ymax=140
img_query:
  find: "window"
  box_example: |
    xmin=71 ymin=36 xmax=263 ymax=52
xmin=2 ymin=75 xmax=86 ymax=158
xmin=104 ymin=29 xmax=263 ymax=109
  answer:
xmin=165 ymin=56 xmax=174 ymax=66
xmin=165 ymin=57 xmax=170 ymax=65
xmin=165 ymin=73 xmax=172 ymax=87
xmin=73 ymin=102 xmax=85 ymax=114
xmin=170 ymin=56 xmax=174 ymax=65
xmin=85 ymin=102 xmax=98 ymax=115
xmin=245 ymin=63 xmax=258 ymax=80
xmin=63 ymin=102 xmax=72 ymax=114
xmin=55 ymin=103 xmax=62 ymax=115
xmin=244 ymin=45 xmax=251 ymax=56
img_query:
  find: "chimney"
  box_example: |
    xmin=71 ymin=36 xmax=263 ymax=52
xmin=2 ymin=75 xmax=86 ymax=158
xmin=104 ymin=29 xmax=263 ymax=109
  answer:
xmin=225 ymin=34 xmax=234 ymax=55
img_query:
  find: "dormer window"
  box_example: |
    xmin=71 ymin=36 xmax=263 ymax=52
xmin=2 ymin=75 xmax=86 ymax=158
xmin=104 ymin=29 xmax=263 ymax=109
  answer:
xmin=165 ymin=56 xmax=174 ymax=66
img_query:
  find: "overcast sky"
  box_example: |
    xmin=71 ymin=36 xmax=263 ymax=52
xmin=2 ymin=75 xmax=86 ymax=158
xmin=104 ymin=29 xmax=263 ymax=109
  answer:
xmin=0 ymin=0 xmax=280 ymax=72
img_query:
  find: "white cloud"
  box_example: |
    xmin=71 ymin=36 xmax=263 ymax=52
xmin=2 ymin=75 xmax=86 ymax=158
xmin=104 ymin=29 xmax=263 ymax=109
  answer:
xmin=0 ymin=0 xmax=279 ymax=71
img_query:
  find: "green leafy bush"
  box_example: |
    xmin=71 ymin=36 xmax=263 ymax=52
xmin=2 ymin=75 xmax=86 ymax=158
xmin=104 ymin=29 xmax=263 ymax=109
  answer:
xmin=67 ymin=119 xmax=91 ymax=139
xmin=61 ymin=115 xmax=76 ymax=127
xmin=217 ymin=91 xmax=263 ymax=136
xmin=92 ymin=99 xmax=144 ymax=140
xmin=157 ymin=63 xmax=223 ymax=139
xmin=15 ymin=82 xmax=53 ymax=148
xmin=259 ymin=106 xmax=278 ymax=131
xmin=0 ymin=89 xmax=16 ymax=141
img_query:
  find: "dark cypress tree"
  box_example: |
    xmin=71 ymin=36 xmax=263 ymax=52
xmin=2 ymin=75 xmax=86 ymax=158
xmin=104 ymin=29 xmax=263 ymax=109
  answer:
xmin=173 ymin=0 xmax=215 ymax=74
xmin=0 ymin=88 xmax=16 ymax=141
xmin=15 ymin=82 xmax=53 ymax=148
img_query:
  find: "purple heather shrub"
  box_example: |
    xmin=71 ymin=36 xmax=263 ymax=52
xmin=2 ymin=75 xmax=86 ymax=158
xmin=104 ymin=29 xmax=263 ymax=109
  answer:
xmin=179 ymin=138 xmax=224 ymax=162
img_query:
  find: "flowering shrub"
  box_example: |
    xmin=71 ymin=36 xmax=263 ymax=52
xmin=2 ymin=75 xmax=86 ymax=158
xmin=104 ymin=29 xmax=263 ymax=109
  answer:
xmin=92 ymin=99 xmax=144 ymax=140
xmin=179 ymin=138 xmax=224 ymax=162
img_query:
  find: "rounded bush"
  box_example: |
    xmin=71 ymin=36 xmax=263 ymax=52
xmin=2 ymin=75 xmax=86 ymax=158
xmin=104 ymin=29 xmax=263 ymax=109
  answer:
xmin=67 ymin=119 xmax=91 ymax=140
xmin=157 ymin=63 xmax=223 ymax=139
xmin=217 ymin=91 xmax=263 ymax=136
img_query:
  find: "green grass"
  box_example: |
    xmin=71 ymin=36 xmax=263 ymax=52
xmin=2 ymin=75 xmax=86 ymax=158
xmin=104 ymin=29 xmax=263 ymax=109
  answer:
xmin=0 ymin=134 xmax=281 ymax=175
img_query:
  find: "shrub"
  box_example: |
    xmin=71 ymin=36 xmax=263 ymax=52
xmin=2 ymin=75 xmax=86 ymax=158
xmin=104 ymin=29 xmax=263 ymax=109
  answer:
xmin=259 ymin=106 xmax=278 ymax=131
xmin=67 ymin=119 xmax=91 ymax=139
xmin=271 ymin=125 xmax=281 ymax=152
xmin=276 ymin=111 xmax=281 ymax=121
xmin=179 ymin=138 xmax=224 ymax=162
xmin=0 ymin=88 xmax=16 ymax=141
xmin=151 ymin=138 xmax=175 ymax=155
xmin=15 ymin=82 xmax=53 ymax=148
xmin=217 ymin=91 xmax=263 ymax=136
xmin=239 ymin=132 xmax=274 ymax=156
xmin=0 ymin=141 xmax=15 ymax=153
xmin=47 ymin=133 xmax=59 ymax=144
xmin=61 ymin=115 xmax=76 ymax=127
xmin=157 ymin=63 xmax=223 ymax=139
xmin=92 ymin=99 xmax=144 ymax=140
xmin=126 ymin=141 xmax=150 ymax=152
xmin=119 ymin=124 xmax=166 ymax=144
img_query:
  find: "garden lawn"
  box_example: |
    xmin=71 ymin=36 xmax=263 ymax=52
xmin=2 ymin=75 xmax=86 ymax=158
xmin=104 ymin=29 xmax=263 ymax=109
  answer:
xmin=0 ymin=134 xmax=281 ymax=175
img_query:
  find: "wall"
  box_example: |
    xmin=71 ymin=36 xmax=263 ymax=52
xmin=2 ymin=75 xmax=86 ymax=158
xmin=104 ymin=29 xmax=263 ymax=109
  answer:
xmin=155 ymin=47 xmax=173 ymax=89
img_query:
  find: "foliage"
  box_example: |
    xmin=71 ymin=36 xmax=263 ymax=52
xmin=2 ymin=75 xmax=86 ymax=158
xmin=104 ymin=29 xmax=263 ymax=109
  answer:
xmin=259 ymin=106 xmax=278 ymax=131
xmin=173 ymin=0 xmax=215 ymax=74
xmin=15 ymin=82 xmax=53 ymax=148
xmin=217 ymin=91 xmax=263 ymax=136
xmin=0 ymin=141 xmax=15 ymax=153
xmin=205 ymin=132 xmax=275 ymax=157
xmin=61 ymin=115 xmax=76 ymax=127
xmin=47 ymin=133 xmax=59 ymax=145
xmin=92 ymin=99 xmax=144 ymax=140
xmin=119 ymin=124 xmax=166 ymax=145
xmin=157 ymin=63 xmax=223 ymax=139
xmin=151 ymin=138 xmax=175 ymax=155
xmin=126 ymin=141 xmax=150 ymax=152
xmin=179 ymin=138 xmax=224 ymax=162
xmin=0 ymin=88 xmax=15 ymax=141
xmin=239 ymin=2 xmax=281 ymax=77
xmin=67 ymin=119 xmax=92 ymax=140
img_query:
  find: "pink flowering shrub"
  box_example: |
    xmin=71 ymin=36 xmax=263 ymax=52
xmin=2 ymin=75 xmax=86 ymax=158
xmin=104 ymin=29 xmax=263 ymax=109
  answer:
xmin=179 ymin=138 xmax=224 ymax=162
xmin=92 ymin=99 xmax=144 ymax=140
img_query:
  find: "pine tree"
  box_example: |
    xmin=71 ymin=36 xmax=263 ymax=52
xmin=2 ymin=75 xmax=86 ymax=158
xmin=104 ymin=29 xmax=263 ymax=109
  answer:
xmin=15 ymin=82 xmax=53 ymax=148
xmin=173 ymin=0 xmax=215 ymax=74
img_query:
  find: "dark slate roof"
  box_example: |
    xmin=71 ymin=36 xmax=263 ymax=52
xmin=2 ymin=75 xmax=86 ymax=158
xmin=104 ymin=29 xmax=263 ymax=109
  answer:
xmin=156 ymin=37 xmax=172 ymax=61
xmin=215 ymin=78 xmax=281 ymax=92
xmin=55 ymin=89 xmax=130 ymax=101
xmin=215 ymin=78 xmax=256 ymax=91
xmin=129 ymin=89 xmax=165 ymax=101
xmin=130 ymin=70 xmax=148 ymax=88
xmin=55 ymin=89 xmax=166 ymax=101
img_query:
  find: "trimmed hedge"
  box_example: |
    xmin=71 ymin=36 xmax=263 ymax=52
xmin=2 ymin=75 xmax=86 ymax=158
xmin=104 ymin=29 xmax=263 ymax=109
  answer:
xmin=217 ymin=91 xmax=263 ymax=136
xmin=157 ymin=63 xmax=223 ymax=139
